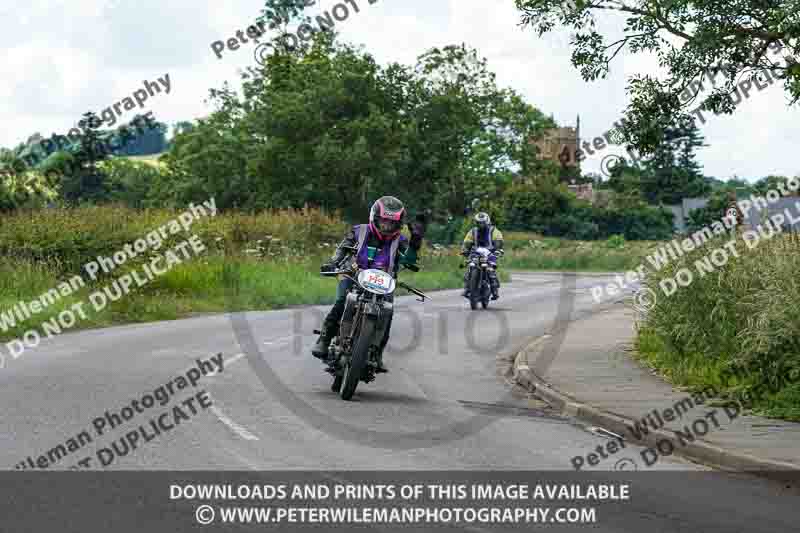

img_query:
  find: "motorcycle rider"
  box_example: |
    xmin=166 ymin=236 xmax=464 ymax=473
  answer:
xmin=461 ymin=212 xmax=503 ymax=300
xmin=311 ymin=196 xmax=426 ymax=371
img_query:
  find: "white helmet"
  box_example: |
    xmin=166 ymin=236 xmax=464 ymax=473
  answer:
xmin=474 ymin=212 xmax=490 ymax=229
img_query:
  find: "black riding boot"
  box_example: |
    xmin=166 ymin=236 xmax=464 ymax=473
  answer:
xmin=375 ymin=315 xmax=393 ymax=373
xmin=312 ymin=319 xmax=338 ymax=360
xmin=489 ymin=271 xmax=500 ymax=300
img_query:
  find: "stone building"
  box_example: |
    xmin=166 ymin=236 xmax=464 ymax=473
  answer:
xmin=531 ymin=115 xmax=581 ymax=172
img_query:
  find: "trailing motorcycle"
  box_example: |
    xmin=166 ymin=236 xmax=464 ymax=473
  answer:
xmin=464 ymin=247 xmax=503 ymax=310
xmin=316 ymin=247 xmax=429 ymax=400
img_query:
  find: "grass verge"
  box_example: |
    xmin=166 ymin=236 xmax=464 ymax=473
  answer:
xmin=0 ymin=252 xmax=467 ymax=344
xmin=635 ymin=232 xmax=800 ymax=422
xmin=502 ymin=233 xmax=658 ymax=272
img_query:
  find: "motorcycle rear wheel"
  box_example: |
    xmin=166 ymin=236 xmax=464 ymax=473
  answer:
xmin=340 ymin=317 xmax=375 ymax=400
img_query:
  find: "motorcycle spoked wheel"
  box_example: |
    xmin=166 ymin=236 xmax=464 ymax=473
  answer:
xmin=481 ymin=268 xmax=491 ymax=309
xmin=340 ymin=317 xmax=376 ymax=400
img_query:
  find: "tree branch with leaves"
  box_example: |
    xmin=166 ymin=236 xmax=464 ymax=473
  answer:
xmin=515 ymin=0 xmax=800 ymax=154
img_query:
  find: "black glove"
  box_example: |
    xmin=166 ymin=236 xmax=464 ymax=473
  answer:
xmin=408 ymin=221 xmax=425 ymax=239
xmin=409 ymin=211 xmax=430 ymax=237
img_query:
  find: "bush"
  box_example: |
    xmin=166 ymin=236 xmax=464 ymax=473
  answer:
xmin=504 ymin=181 xmax=573 ymax=232
xmin=426 ymin=216 xmax=467 ymax=245
xmin=100 ymin=158 xmax=167 ymax=208
xmin=501 ymin=181 xmax=672 ymax=240
xmin=0 ymin=172 xmax=54 ymax=212
xmin=686 ymin=192 xmax=730 ymax=233
xmin=0 ymin=205 xmax=347 ymax=273
xmin=595 ymin=205 xmax=674 ymax=240
xmin=606 ymin=234 xmax=626 ymax=249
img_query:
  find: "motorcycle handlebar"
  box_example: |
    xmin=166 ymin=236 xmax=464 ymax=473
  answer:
xmin=321 ymin=270 xmax=355 ymax=277
xmin=320 ymin=270 xmax=429 ymax=301
xmin=397 ymin=281 xmax=429 ymax=301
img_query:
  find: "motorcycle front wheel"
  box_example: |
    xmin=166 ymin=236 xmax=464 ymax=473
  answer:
xmin=481 ymin=273 xmax=490 ymax=309
xmin=469 ymin=268 xmax=481 ymax=311
xmin=331 ymin=375 xmax=343 ymax=393
xmin=340 ymin=317 xmax=375 ymax=400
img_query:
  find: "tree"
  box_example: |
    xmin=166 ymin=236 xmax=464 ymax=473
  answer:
xmin=412 ymin=44 xmax=555 ymax=216
xmin=257 ymin=0 xmax=316 ymax=53
xmin=514 ymin=0 xmax=800 ymax=154
xmin=639 ymin=116 xmax=710 ymax=204
xmin=0 ymin=148 xmax=29 ymax=176
xmin=101 ymin=158 xmax=166 ymax=208
xmin=753 ymin=174 xmax=794 ymax=196
xmin=160 ymin=34 xmax=553 ymax=218
xmin=260 ymin=0 xmax=313 ymax=30
xmin=116 ymin=121 xmax=168 ymax=156
xmin=59 ymin=112 xmax=109 ymax=204
xmin=606 ymin=161 xmax=647 ymax=208
xmin=503 ymin=171 xmax=573 ymax=230
xmin=173 ymin=121 xmax=196 ymax=136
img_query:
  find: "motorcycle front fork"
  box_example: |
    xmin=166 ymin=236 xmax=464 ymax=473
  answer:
xmin=334 ymin=296 xmax=392 ymax=367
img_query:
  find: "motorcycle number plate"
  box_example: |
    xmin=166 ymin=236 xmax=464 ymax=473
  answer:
xmin=358 ymin=269 xmax=395 ymax=295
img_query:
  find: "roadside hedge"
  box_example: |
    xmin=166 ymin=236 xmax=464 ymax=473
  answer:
xmin=503 ymin=182 xmax=673 ymax=241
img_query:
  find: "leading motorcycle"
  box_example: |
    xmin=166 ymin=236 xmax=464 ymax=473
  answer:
xmin=316 ymin=247 xmax=429 ymax=400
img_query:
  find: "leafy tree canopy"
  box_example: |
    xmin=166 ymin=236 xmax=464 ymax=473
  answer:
xmin=515 ymin=0 xmax=800 ymax=154
xmin=160 ymin=31 xmax=555 ymax=220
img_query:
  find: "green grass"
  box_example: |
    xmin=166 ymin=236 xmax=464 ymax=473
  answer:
xmin=0 ymin=209 xmax=654 ymax=347
xmin=636 ymin=232 xmax=800 ymax=421
xmin=0 ymin=252 xmax=467 ymax=343
xmin=502 ymin=233 xmax=658 ymax=272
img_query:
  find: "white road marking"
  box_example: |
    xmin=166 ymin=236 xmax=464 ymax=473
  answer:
xmin=205 ymin=353 xmax=260 ymax=440
xmin=209 ymin=400 xmax=260 ymax=441
xmin=226 ymin=352 xmax=247 ymax=366
xmin=206 ymin=352 xmax=246 ymax=377
xmin=264 ymin=335 xmax=294 ymax=345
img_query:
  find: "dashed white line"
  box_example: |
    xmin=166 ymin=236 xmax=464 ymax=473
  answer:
xmin=203 ymin=335 xmax=297 ymax=440
xmin=206 ymin=352 xmax=246 ymax=377
xmin=209 ymin=401 xmax=260 ymax=441
xmin=264 ymin=335 xmax=294 ymax=345
xmin=205 ymin=352 xmax=260 ymax=440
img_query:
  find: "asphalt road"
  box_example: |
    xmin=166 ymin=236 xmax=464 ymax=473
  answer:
xmin=1 ymin=272 xmax=798 ymax=532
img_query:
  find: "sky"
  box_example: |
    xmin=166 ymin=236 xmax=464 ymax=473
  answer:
xmin=1 ymin=0 xmax=798 ymax=181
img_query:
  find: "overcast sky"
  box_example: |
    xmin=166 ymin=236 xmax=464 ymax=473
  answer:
xmin=2 ymin=0 xmax=798 ymax=181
